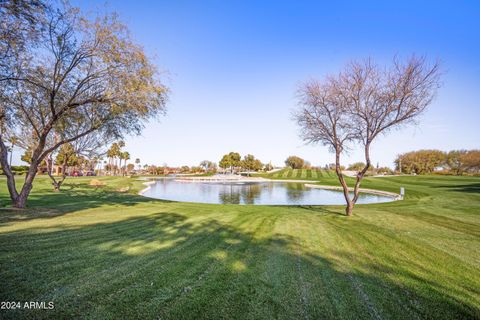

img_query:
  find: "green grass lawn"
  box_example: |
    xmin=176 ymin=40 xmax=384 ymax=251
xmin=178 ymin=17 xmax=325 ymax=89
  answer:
xmin=0 ymin=175 xmax=479 ymax=319
xmin=258 ymin=168 xmax=337 ymax=180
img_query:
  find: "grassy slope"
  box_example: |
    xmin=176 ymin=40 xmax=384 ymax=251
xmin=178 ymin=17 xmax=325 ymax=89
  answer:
xmin=0 ymin=175 xmax=479 ymax=319
xmin=256 ymin=168 xmax=337 ymax=180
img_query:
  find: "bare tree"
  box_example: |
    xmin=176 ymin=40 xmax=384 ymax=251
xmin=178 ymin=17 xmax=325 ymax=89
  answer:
xmin=295 ymin=56 xmax=441 ymax=215
xmin=342 ymin=57 xmax=441 ymax=209
xmin=295 ymin=79 xmax=356 ymax=213
xmin=0 ymin=3 xmax=168 ymax=208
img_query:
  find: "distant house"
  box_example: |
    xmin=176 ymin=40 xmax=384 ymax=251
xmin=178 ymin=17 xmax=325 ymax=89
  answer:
xmin=36 ymin=159 xmax=63 ymax=175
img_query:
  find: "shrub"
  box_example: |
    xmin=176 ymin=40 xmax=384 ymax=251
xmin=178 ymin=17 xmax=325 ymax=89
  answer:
xmin=285 ymin=156 xmax=305 ymax=169
xmin=347 ymin=162 xmax=367 ymax=171
xmin=376 ymin=167 xmax=394 ymax=175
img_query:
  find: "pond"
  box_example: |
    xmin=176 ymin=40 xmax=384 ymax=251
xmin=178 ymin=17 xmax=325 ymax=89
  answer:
xmin=141 ymin=179 xmax=395 ymax=205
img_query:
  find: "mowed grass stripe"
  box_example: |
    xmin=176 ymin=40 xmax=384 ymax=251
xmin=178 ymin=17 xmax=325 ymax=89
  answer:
xmin=306 ymin=170 xmax=312 ymax=179
xmin=323 ymin=216 xmax=479 ymax=318
xmin=261 ymin=168 xmax=337 ymax=181
xmin=288 ymin=212 xmax=373 ymax=318
xmin=108 ymin=223 xmax=253 ymax=319
xmin=154 ymin=214 xmax=279 ymax=319
xmin=2 ymin=213 xmax=230 ymax=304
xmin=286 ymin=170 xmax=293 ymax=178
xmin=295 ymin=169 xmax=302 ymax=179
xmin=38 ymin=211 xmax=262 ymax=318
xmin=325 ymin=220 xmax=419 ymax=319
xmin=300 ymin=170 xmax=307 ymax=179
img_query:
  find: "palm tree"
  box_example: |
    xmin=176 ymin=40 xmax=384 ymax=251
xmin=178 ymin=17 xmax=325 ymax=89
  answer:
xmin=118 ymin=152 xmax=125 ymax=176
xmin=106 ymin=148 xmax=116 ymax=175
xmin=121 ymin=151 xmax=130 ymax=175
xmin=117 ymin=141 xmax=125 ymax=174
xmin=107 ymin=142 xmax=121 ymax=175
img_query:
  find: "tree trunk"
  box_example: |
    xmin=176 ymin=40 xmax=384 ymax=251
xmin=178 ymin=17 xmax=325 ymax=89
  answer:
xmin=50 ymin=170 xmax=66 ymax=192
xmin=11 ymin=136 xmax=47 ymax=208
xmin=13 ymin=168 xmax=37 ymax=208
xmin=345 ymin=202 xmax=354 ymax=216
xmin=334 ymin=147 xmax=353 ymax=216
xmin=0 ymin=136 xmax=20 ymax=203
xmin=352 ymin=142 xmax=371 ymax=204
xmin=45 ymin=155 xmax=66 ymax=192
xmin=13 ymin=191 xmax=29 ymax=208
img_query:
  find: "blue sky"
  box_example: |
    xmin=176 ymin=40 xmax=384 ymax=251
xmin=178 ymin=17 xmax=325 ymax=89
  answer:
xmin=14 ymin=1 xmax=480 ymax=167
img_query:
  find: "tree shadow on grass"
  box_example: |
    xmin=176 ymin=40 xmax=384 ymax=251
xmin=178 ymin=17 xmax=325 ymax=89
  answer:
xmin=0 ymin=184 xmax=166 ymax=225
xmin=269 ymin=205 xmax=344 ymax=216
xmin=0 ymin=211 xmax=478 ymax=319
xmin=433 ymin=182 xmax=480 ymax=194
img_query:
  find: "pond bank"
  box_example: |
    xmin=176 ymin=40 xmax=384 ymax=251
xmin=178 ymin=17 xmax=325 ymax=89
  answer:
xmin=304 ymin=183 xmax=401 ymax=200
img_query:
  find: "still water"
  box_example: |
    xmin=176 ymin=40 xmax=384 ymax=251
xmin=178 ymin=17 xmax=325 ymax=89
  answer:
xmin=142 ymin=179 xmax=395 ymax=205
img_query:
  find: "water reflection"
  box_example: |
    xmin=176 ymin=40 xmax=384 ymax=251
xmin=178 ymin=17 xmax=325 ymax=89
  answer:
xmin=240 ymin=183 xmax=262 ymax=204
xmin=217 ymin=183 xmax=262 ymax=204
xmin=142 ymin=179 xmax=395 ymax=205
xmin=218 ymin=184 xmax=241 ymax=204
xmin=285 ymin=183 xmax=307 ymax=203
